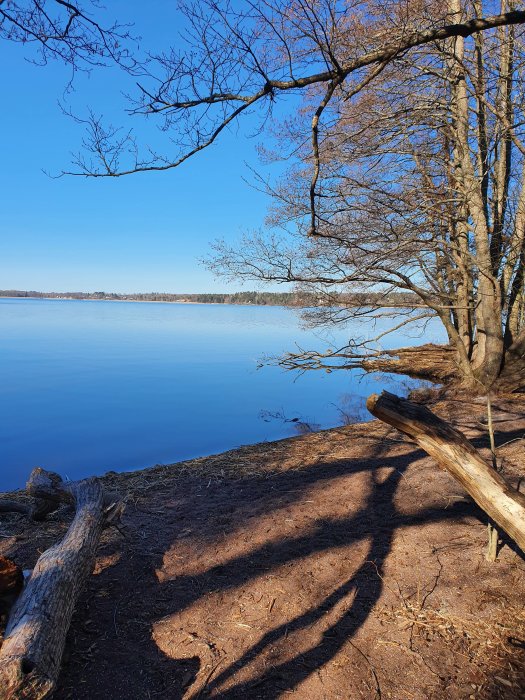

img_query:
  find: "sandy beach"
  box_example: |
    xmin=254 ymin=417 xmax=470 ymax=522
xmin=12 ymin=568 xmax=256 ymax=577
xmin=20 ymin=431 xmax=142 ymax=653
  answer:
xmin=2 ymin=396 xmax=525 ymax=699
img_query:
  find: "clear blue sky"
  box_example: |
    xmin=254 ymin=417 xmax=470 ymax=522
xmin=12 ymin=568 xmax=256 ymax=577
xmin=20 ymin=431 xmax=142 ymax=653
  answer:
xmin=0 ymin=1 xmax=285 ymax=294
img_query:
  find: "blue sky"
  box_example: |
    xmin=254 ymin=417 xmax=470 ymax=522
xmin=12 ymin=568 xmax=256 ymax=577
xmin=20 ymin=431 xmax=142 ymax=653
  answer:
xmin=0 ymin=1 xmax=286 ymax=294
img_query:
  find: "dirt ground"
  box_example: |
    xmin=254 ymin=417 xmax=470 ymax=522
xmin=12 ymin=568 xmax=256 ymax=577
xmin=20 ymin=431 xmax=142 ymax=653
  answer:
xmin=1 ymin=395 xmax=525 ymax=699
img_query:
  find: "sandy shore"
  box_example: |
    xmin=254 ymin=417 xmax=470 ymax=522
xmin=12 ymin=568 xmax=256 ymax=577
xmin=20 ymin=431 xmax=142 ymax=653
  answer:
xmin=2 ymin=396 xmax=525 ymax=699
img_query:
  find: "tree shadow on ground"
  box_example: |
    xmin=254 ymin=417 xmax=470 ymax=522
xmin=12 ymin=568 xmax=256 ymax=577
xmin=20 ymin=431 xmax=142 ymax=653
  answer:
xmin=11 ymin=421 xmax=525 ymax=698
xmin=191 ymin=466 xmax=403 ymax=699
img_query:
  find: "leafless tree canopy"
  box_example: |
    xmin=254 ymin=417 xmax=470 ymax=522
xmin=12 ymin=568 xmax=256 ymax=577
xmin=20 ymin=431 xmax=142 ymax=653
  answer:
xmin=0 ymin=0 xmax=136 ymax=70
xmin=68 ymin=1 xmax=525 ymax=391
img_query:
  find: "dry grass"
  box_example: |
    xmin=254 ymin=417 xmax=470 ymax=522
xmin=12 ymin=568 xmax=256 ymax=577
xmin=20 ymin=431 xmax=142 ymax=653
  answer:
xmin=378 ymin=581 xmax=525 ymax=697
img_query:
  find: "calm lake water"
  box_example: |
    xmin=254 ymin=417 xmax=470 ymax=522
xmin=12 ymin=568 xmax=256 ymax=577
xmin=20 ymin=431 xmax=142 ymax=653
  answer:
xmin=0 ymin=299 xmax=445 ymax=489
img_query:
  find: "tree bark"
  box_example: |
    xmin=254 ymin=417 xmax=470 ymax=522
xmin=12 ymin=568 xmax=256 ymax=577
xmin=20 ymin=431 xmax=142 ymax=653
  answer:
xmin=366 ymin=391 xmax=525 ymax=554
xmin=0 ymin=469 xmax=122 ymax=700
xmin=0 ymin=502 xmax=29 ymax=516
xmin=448 ymin=0 xmax=505 ymax=388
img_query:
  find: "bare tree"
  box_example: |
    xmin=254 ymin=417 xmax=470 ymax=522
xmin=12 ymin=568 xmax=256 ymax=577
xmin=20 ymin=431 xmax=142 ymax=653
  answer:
xmin=0 ymin=0 xmax=136 ymax=71
xmin=68 ymin=0 xmax=525 ymax=391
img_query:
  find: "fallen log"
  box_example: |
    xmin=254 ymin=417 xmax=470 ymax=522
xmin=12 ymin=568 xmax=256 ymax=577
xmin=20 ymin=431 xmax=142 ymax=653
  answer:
xmin=26 ymin=468 xmax=119 ymax=521
xmin=366 ymin=391 xmax=525 ymax=555
xmin=0 ymin=469 xmax=122 ymax=700
xmin=0 ymin=501 xmax=29 ymax=516
xmin=26 ymin=469 xmax=65 ymax=522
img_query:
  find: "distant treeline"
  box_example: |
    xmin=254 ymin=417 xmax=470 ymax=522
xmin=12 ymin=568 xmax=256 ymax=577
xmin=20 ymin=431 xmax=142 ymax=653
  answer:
xmin=0 ymin=290 xmax=418 ymax=307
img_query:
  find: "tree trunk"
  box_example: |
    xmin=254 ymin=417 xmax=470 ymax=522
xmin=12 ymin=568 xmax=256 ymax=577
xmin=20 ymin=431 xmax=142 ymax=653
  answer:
xmin=366 ymin=391 xmax=525 ymax=554
xmin=448 ymin=0 xmax=505 ymax=388
xmin=499 ymin=325 xmax=525 ymax=390
xmin=0 ymin=469 xmax=122 ymax=700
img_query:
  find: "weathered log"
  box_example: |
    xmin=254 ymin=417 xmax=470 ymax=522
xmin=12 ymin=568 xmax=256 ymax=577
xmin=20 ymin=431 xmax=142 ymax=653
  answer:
xmin=0 ymin=469 xmax=121 ymax=699
xmin=26 ymin=469 xmax=65 ymax=522
xmin=367 ymin=391 xmax=525 ymax=554
xmin=0 ymin=501 xmax=29 ymax=516
xmin=26 ymin=467 xmax=120 ymax=521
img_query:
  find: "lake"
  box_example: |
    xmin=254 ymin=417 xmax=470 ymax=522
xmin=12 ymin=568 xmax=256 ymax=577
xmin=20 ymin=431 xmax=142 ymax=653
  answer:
xmin=0 ymin=299 xmax=445 ymax=490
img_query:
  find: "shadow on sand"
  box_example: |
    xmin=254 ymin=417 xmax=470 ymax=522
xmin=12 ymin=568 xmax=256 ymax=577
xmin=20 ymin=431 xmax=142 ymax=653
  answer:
xmin=4 ymin=422 xmax=524 ymax=698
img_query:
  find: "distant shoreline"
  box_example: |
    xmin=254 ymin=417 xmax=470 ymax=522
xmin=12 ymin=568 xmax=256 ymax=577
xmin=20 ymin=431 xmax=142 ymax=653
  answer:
xmin=0 ymin=296 xmax=291 ymax=308
xmin=0 ymin=291 xmax=305 ymax=307
xmin=0 ymin=289 xmax=419 ymax=308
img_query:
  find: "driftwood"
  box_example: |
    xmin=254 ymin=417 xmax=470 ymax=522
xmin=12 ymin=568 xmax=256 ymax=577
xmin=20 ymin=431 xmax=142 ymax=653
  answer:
xmin=0 ymin=469 xmax=122 ymax=700
xmin=26 ymin=470 xmax=65 ymax=522
xmin=367 ymin=391 xmax=525 ymax=554
xmin=0 ymin=501 xmax=29 ymax=516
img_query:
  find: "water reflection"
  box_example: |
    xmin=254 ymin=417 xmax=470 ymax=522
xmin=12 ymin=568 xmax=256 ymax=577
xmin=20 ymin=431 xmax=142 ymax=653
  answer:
xmin=0 ymin=299 xmax=445 ymax=489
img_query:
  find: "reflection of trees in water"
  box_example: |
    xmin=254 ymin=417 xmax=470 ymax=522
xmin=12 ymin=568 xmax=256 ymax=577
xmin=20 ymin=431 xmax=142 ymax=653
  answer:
xmin=374 ymin=374 xmax=436 ymax=396
xmin=259 ymin=409 xmax=321 ymax=435
xmin=261 ymin=377 xmax=435 ymax=434
xmin=330 ymin=393 xmax=368 ymax=426
xmin=259 ymin=394 xmax=365 ymax=434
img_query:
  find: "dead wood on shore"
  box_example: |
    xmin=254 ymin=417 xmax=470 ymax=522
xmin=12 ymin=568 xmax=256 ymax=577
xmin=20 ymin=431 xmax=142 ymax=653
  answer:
xmin=367 ymin=391 xmax=525 ymax=554
xmin=0 ymin=469 xmax=123 ymax=700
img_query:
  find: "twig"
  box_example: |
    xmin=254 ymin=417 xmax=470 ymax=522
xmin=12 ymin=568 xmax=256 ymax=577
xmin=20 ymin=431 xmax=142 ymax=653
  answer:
xmin=347 ymin=639 xmax=382 ymax=699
